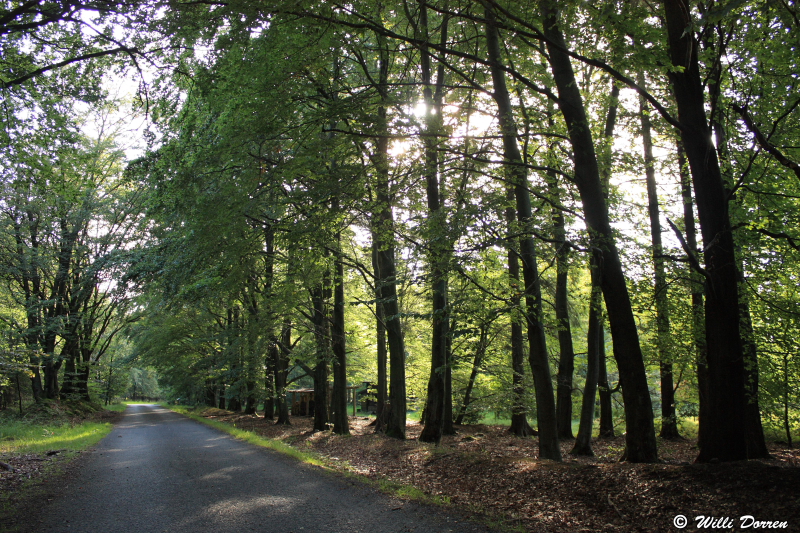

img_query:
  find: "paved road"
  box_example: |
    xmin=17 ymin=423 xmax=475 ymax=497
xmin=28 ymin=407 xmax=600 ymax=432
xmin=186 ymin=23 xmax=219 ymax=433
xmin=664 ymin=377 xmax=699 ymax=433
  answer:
xmin=33 ymin=404 xmax=494 ymax=533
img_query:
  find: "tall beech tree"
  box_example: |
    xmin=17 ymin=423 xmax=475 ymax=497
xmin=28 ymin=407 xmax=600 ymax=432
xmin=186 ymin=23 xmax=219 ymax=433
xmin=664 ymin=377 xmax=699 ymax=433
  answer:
xmin=418 ymin=1 xmax=454 ymax=444
xmin=638 ymin=83 xmax=680 ymax=440
xmin=538 ymin=0 xmax=658 ymax=462
xmin=484 ymin=3 xmax=560 ymax=461
xmin=663 ymin=0 xmax=758 ymax=461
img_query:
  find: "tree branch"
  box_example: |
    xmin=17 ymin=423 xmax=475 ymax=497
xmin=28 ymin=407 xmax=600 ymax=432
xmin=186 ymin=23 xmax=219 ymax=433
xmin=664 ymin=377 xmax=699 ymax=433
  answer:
xmin=732 ymin=103 xmax=800 ymax=181
xmin=1 ymin=46 xmax=139 ymax=90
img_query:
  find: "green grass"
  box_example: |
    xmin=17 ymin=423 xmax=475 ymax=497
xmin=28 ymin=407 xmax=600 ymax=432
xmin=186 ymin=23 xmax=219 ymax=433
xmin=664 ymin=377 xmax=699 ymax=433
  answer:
xmin=164 ymin=404 xmax=327 ymax=467
xmin=0 ymin=419 xmax=114 ymax=454
xmin=104 ymin=402 xmax=132 ymax=412
xmin=0 ymin=401 xmax=121 ymax=532
xmin=163 ymin=405 xmax=459 ymax=507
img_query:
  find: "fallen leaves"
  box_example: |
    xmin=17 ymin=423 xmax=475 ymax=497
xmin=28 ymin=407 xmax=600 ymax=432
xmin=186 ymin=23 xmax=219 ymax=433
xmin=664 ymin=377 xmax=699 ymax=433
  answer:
xmin=208 ymin=413 xmax=800 ymax=533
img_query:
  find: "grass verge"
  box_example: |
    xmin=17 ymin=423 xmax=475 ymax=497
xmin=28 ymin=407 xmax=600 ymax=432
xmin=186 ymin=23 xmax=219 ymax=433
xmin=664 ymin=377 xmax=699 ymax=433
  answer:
xmin=0 ymin=421 xmax=114 ymax=454
xmin=166 ymin=404 xmax=327 ymax=467
xmin=163 ymin=404 xmax=462 ymax=510
xmin=0 ymin=401 xmax=123 ymax=533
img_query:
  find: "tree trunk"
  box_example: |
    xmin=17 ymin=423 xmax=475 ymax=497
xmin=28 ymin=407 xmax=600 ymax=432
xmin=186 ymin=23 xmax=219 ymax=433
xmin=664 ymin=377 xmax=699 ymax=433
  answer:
xmin=454 ymin=322 xmax=487 ymax=425
xmin=571 ymin=251 xmax=602 ymax=455
xmin=550 ymin=172 xmax=575 ymax=440
xmin=638 ymin=84 xmax=680 ymax=440
xmin=371 ymin=232 xmax=389 ymax=433
xmin=485 ymin=4 xmax=560 ymax=461
xmin=312 ymin=282 xmax=331 ymax=431
xmin=331 ymin=230 xmax=349 ymax=435
xmin=419 ymin=4 xmax=452 ymax=444
xmin=740 ymin=300 xmax=769 ymax=458
xmin=506 ymin=188 xmax=535 ymax=437
xmin=371 ymin=28 xmax=407 ymax=439
xmin=594 ymin=81 xmax=618 ymax=441
xmin=597 ymin=323 xmax=615 ymax=439
xmin=443 ymin=332 xmax=455 ymax=435
xmin=707 ymin=61 xmax=770 ymax=459
xmin=218 ymin=383 xmax=226 ymax=410
xmin=264 ymin=360 xmax=275 ymax=420
xmin=274 ymin=321 xmax=291 ymax=425
xmin=664 ymin=0 xmax=749 ymax=462
xmin=678 ymin=143 xmax=707 ymax=445
xmin=205 ymin=379 xmax=216 ymax=408
xmin=540 ymin=0 xmax=657 ymax=462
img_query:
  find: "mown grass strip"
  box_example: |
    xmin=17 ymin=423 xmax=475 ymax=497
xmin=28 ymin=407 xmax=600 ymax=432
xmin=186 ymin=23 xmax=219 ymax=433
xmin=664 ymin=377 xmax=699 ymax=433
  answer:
xmin=164 ymin=404 xmax=327 ymax=467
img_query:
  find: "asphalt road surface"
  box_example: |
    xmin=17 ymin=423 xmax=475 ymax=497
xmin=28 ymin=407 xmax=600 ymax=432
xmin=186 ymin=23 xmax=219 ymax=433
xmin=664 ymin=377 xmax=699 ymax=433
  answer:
xmin=33 ymin=404 xmax=495 ymax=533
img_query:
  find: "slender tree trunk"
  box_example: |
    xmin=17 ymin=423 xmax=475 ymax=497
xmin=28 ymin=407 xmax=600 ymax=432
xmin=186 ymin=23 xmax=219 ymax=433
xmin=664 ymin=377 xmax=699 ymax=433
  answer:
xmin=371 ymin=29 xmax=407 ymax=440
xmin=678 ymin=144 xmax=707 ymax=445
xmin=594 ymin=81 xmax=618 ymax=442
xmin=264 ymin=358 xmax=275 ymax=420
xmin=371 ymin=232 xmax=389 ymax=432
xmin=274 ymin=321 xmax=291 ymax=425
xmin=485 ymin=5 xmax=560 ymax=461
xmin=638 ymin=84 xmax=680 ymax=440
xmin=312 ymin=280 xmax=331 ymax=431
xmin=664 ymin=0 xmax=750 ymax=462
xmin=77 ymin=336 xmax=92 ymax=402
xmin=571 ymin=251 xmax=602 ymax=455
xmin=418 ymin=3 xmax=453 ymax=444
xmin=550 ymin=172 xmax=575 ymax=440
xmin=506 ymin=189 xmax=535 ymax=437
xmin=540 ymin=0 xmax=657 ymax=462
xmin=331 ymin=230 xmax=349 ymax=435
xmin=218 ymin=383 xmax=226 ymax=410
xmin=707 ymin=60 xmax=770 ymax=458
xmin=443 ymin=336 xmax=454 ymax=435
xmin=204 ymin=378 xmax=215 ymax=407
xmin=782 ymin=353 xmax=792 ymax=448
xmin=454 ymin=322 xmax=487 ymax=425
xmin=740 ymin=302 xmax=769 ymax=457
xmin=260 ymin=224 xmax=279 ymax=421
xmin=597 ymin=323 xmax=615 ymax=438
xmin=702 ymin=20 xmax=768 ymax=457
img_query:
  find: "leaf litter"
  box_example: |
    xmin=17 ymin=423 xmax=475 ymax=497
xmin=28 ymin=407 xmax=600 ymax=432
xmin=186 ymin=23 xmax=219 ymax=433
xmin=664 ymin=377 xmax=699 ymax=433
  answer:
xmin=205 ymin=412 xmax=800 ymax=533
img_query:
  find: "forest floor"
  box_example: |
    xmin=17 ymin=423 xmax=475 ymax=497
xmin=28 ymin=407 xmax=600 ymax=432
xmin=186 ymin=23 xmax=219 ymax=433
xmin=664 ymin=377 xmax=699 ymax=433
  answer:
xmin=202 ymin=411 xmax=800 ymax=533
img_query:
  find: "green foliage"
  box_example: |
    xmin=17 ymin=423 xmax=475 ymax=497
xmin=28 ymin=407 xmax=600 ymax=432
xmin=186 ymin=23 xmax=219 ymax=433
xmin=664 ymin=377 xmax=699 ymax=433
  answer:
xmin=4 ymin=0 xmax=799 ymax=451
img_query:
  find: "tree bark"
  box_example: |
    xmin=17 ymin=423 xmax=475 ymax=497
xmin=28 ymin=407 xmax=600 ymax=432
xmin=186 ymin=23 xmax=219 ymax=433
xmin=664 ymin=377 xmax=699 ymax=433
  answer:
xmin=571 ymin=251 xmax=602 ymax=455
xmin=638 ymin=84 xmax=680 ymax=440
xmin=419 ymin=3 xmax=453 ymax=444
xmin=663 ymin=0 xmax=749 ymax=462
xmin=371 ymin=231 xmax=389 ymax=433
xmin=507 ymin=189 xmax=535 ymax=437
xmin=312 ymin=283 xmax=330 ymax=431
xmin=677 ymin=143 xmax=707 ymax=443
xmin=706 ymin=51 xmax=770 ymax=459
xmin=550 ymin=171 xmax=575 ymax=440
xmin=371 ymin=28 xmax=407 ymax=440
xmin=539 ymin=0 xmax=658 ymax=462
xmin=485 ymin=4 xmax=560 ymax=461
xmin=275 ymin=321 xmax=291 ymax=425
xmin=331 ymin=230 xmax=350 ymax=435
xmin=454 ymin=322 xmax=487 ymax=425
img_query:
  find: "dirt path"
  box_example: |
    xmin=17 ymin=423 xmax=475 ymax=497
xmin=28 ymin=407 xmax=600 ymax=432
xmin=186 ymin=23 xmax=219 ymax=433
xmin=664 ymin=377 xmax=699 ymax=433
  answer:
xmin=24 ymin=405 xmax=494 ymax=533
